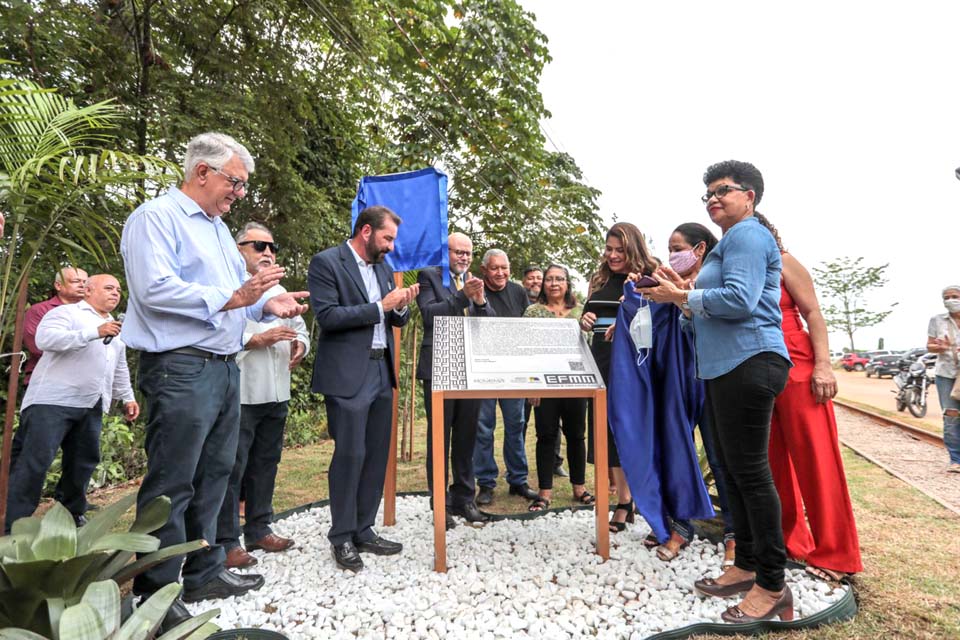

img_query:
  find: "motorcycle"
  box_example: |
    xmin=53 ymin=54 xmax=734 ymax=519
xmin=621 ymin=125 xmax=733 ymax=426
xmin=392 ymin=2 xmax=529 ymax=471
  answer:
xmin=893 ymin=357 xmax=935 ymax=418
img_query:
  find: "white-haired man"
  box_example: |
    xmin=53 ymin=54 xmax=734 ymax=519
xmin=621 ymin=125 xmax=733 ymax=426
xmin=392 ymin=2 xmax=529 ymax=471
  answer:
xmin=120 ymin=133 xmax=308 ymax=630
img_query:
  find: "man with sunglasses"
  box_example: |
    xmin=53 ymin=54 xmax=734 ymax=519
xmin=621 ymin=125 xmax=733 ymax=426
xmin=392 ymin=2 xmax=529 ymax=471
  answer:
xmin=120 ymin=132 xmax=309 ymax=631
xmin=215 ymin=222 xmax=308 ymax=570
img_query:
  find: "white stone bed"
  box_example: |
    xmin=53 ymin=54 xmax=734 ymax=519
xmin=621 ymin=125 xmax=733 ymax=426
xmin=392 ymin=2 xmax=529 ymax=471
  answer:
xmin=187 ymin=496 xmax=848 ymax=639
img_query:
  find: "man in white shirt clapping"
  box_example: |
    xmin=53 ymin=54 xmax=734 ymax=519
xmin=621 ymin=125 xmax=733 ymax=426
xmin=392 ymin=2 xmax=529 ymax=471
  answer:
xmin=215 ymin=222 xmax=309 ymax=569
xmin=4 ymin=274 xmax=139 ymax=532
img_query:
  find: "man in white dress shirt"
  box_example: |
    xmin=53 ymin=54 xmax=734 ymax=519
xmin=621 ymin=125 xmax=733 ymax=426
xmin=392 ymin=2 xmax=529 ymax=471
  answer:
xmin=4 ymin=274 xmax=139 ymax=532
xmin=216 ymin=222 xmax=309 ymax=569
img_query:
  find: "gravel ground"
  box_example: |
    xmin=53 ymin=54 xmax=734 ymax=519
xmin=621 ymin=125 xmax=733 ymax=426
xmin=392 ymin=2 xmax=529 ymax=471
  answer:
xmin=835 ymin=405 xmax=960 ymax=512
xmin=187 ymin=497 xmax=848 ymax=639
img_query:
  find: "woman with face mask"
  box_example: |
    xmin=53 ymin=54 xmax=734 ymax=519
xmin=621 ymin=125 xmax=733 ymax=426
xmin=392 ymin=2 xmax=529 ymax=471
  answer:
xmin=644 ymin=224 xmax=736 ymax=565
xmin=928 ymin=285 xmax=960 ymax=472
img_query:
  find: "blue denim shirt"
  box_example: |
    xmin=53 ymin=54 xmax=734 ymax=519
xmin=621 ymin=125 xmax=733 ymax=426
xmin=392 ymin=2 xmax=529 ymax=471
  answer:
xmin=686 ymin=217 xmax=791 ymax=379
xmin=120 ymin=187 xmax=269 ymax=354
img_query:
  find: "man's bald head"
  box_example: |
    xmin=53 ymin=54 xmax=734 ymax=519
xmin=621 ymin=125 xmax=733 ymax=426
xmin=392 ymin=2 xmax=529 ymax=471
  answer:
xmin=54 ymin=267 xmax=88 ymax=303
xmin=86 ymin=274 xmax=122 ymax=315
xmin=448 ymin=232 xmax=473 ymax=276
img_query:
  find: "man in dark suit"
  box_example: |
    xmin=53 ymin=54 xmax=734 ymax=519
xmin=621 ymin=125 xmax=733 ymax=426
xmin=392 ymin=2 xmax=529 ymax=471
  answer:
xmin=416 ymin=231 xmax=495 ymax=527
xmin=308 ymin=205 xmax=419 ymax=572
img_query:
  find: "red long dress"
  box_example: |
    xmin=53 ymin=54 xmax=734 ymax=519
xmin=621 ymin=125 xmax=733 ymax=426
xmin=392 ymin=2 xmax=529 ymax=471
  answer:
xmin=768 ymin=283 xmax=863 ymax=574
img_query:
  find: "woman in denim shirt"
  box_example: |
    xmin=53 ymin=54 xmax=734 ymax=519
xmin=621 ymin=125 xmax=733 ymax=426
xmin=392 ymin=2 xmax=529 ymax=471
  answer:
xmin=640 ymin=160 xmax=793 ymax=624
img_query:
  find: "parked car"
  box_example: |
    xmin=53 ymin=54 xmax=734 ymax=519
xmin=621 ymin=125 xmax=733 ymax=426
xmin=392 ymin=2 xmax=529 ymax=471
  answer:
xmin=865 ymin=349 xmax=896 ymax=359
xmin=866 ymin=354 xmax=902 ymax=378
xmin=899 ymin=348 xmax=937 ymax=369
xmin=841 ymin=353 xmax=871 ymax=371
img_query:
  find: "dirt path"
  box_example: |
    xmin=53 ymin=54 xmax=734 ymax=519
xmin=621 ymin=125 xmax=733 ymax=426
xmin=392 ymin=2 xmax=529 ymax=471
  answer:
xmin=835 ymin=369 xmax=943 ymax=433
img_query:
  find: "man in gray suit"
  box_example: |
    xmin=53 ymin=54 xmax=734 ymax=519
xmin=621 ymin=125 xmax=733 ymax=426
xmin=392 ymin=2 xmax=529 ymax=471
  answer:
xmin=308 ymin=205 xmax=419 ymax=572
xmin=416 ymin=232 xmax=495 ymax=528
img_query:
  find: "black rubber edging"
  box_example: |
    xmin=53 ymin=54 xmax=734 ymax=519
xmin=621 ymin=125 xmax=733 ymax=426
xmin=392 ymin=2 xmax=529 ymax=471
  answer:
xmin=273 ymin=493 xmax=858 ymax=640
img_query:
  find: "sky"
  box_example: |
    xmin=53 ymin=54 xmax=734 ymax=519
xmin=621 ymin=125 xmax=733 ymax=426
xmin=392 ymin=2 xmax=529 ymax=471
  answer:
xmin=517 ymin=0 xmax=959 ymax=352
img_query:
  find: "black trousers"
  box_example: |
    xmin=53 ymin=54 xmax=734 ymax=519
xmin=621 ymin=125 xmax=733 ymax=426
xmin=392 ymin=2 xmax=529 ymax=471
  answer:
xmin=707 ymin=351 xmax=790 ymax=591
xmin=133 ymin=352 xmax=240 ymax=596
xmin=4 ymin=401 xmax=102 ymax=531
xmin=216 ymin=400 xmax=289 ymax=549
xmin=525 ymin=401 xmax=564 ymax=468
xmin=422 ymin=380 xmax=479 ymax=507
xmin=534 ymin=398 xmax=587 ymax=490
xmin=325 ymin=358 xmax=393 ymax=546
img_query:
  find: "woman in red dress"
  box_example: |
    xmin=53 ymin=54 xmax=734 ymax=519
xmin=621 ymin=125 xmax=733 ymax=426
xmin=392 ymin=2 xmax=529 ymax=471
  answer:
xmin=758 ymin=215 xmax=863 ymax=581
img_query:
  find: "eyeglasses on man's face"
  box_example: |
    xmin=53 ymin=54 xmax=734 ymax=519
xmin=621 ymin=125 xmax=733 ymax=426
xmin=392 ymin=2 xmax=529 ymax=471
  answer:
xmin=210 ymin=166 xmax=249 ymax=193
xmin=701 ymin=184 xmax=749 ymax=203
xmin=451 ymin=249 xmax=472 ymax=258
xmin=238 ymin=240 xmax=279 ymax=254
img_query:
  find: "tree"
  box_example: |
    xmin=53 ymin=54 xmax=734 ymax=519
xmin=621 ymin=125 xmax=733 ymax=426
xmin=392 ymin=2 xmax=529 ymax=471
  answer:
xmin=0 ymin=67 xmax=178 ymax=351
xmin=812 ymin=257 xmax=898 ymax=352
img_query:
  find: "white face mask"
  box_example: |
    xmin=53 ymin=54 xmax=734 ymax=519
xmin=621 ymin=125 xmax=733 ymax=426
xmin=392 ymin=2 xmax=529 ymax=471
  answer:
xmin=945 ymin=299 xmax=960 ymax=313
xmin=629 ymin=298 xmax=653 ymax=366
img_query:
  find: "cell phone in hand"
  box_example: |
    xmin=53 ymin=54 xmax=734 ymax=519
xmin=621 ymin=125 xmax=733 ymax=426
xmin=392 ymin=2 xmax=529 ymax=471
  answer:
xmin=633 ymin=275 xmax=659 ymax=288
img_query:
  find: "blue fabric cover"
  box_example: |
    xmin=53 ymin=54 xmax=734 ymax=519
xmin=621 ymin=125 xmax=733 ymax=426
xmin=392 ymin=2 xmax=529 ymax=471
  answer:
xmin=351 ymin=167 xmax=449 ymax=284
xmin=609 ymin=281 xmax=714 ymax=542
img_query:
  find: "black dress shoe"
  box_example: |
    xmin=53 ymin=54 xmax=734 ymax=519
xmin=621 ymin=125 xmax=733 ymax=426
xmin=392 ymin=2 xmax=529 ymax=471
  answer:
xmin=449 ymin=502 xmax=491 ymax=523
xmin=182 ymin=569 xmax=265 ymax=602
xmin=553 ymin=465 xmax=569 ymax=478
xmin=73 ymin=514 xmax=87 ymax=528
xmin=356 ymin=535 xmax=402 ymax=556
xmin=331 ymin=541 xmax=364 ymax=572
xmin=445 ymin=512 xmax=457 ymax=530
xmin=508 ymin=483 xmax=538 ymax=500
xmin=476 ymin=486 xmax=494 ymax=506
xmin=157 ymin=598 xmax=192 ymax=634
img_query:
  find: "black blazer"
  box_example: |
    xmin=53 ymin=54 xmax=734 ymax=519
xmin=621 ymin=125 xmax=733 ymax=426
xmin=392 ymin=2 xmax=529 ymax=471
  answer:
xmin=308 ymin=243 xmax=409 ymax=397
xmin=415 ymin=267 xmax=495 ymax=381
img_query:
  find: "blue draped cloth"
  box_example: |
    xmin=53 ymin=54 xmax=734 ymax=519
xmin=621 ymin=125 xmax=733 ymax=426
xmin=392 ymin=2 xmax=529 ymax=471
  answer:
xmin=608 ymin=282 xmax=714 ymax=542
xmin=351 ymin=167 xmax=450 ymax=284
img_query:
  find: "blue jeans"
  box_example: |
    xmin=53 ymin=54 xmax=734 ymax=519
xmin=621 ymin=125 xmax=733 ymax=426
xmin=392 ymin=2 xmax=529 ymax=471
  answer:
xmin=4 ymin=401 xmax=102 ymax=532
xmin=935 ymin=376 xmax=960 ymax=464
xmin=474 ymin=398 xmax=528 ymax=489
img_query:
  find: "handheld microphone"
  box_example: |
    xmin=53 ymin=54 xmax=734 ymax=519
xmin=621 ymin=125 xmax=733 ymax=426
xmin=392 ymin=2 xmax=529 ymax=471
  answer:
xmin=104 ymin=312 xmax=125 ymax=345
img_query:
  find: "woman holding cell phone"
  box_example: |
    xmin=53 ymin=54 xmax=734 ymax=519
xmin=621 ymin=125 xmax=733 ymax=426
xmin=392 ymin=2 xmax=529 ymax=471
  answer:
xmin=579 ymin=222 xmax=658 ymax=533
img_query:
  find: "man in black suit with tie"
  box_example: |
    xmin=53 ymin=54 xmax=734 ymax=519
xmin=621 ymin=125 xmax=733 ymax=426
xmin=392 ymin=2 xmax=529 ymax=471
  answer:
xmin=416 ymin=231 xmax=495 ymax=528
xmin=308 ymin=205 xmax=419 ymax=571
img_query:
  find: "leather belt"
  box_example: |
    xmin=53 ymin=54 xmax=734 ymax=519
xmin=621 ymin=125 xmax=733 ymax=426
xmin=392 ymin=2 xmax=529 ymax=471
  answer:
xmin=369 ymin=348 xmax=386 ymax=360
xmin=166 ymin=346 xmax=238 ymax=362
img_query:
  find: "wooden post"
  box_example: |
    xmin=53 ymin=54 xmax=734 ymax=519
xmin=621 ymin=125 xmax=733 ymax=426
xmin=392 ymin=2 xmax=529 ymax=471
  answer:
xmin=0 ymin=279 xmax=30 ymax=528
xmin=431 ymin=390 xmax=447 ymax=572
xmin=407 ymin=328 xmax=418 ymax=461
xmin=593 ymin=388 xmax=610 ymax=560
xmin=382 ymin=272 xmax=404 ymax=527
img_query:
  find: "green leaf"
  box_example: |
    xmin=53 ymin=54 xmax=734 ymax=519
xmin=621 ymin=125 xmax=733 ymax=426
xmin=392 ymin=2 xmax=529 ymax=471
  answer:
xmin=156 ymin=609 xmax=220 ymax=640
xmin=30 ymin=504 xmax=76 ymax=561
xmin=0 ymin=587 xmax=53 ymax=637
xmin=58 ymin=601 xmax=104 ymax=640
xmin=76 ymin=492 xmax=137 ymax=555
xmin=128 ymin=496 xmax=172 ymax=535
xmin=11 ymin=517 xmax=41 ymax=539
xmin=80 ymin=580 xmax=120 ymax=636
xmin=0 ymin=628 xmax=50 ymax=640
xmin=110 ymin=540 xmax=207 ymax=585
xmin=87 ymin=533 xmax=159 ymax=554
xmin=116 ymin=582 xmax=180 ymax=640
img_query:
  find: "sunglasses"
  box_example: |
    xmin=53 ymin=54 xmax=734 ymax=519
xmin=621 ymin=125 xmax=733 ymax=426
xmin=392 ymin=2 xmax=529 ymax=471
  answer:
xmin=238 ymin=240 xmax=279 ymax=253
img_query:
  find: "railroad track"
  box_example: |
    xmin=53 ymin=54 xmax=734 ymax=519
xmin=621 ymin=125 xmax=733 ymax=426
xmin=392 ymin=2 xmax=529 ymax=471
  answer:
xmin=833 ymin=398 xmax=944 ymax=448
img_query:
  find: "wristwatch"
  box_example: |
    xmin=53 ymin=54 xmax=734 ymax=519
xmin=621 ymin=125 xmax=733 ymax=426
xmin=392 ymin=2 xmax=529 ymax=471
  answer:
xmin=680 ymin=291 xmax=690 ymax=311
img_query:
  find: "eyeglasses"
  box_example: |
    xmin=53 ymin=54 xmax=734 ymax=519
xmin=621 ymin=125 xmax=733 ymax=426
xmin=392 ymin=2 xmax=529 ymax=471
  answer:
xmin=544 ymin=277 xmax=567 ymax=283
xmin=701 ymin=184 xmax=749 ymax=203
xmin=451 ymin=249 xmax=472 ymax=258
xmin=238 ymin=240 xmax=279 ymax=253
xmin=210 ymin=166 xmax=249 ymax=193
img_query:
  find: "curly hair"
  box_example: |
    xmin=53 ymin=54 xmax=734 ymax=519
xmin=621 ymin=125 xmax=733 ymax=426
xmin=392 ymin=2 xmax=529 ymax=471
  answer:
xmin=589 ymin=222 xmax=658 ymax=294
xmin=703 ymin=160 xmax=765 ymax=206
xmin=536 ymin=264 xmax=578 ymax=309
xmin=752 ymin=212 xmax=785 ymax=252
